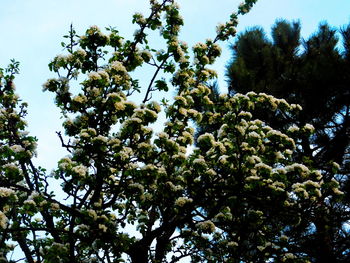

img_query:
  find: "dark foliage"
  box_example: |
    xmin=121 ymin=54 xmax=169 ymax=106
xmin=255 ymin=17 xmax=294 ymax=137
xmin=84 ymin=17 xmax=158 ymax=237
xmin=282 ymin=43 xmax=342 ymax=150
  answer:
xmin=226 ymin=20 xmax=350 ymax=262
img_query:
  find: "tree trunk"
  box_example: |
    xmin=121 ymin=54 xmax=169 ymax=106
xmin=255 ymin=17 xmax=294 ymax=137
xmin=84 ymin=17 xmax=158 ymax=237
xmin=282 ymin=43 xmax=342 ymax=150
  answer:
xmin=129 ymin=243 xmax=149 ymax=263
xmin=314 ymin=204 xmax=335 ymax=263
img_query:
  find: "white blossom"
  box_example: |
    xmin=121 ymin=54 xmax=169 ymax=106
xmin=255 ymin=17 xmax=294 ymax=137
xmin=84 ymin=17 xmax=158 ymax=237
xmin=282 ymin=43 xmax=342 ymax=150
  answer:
xmin=72 ymin=94 xmax=87 ymax=104
xmin=72 ymin=165 xmax=88 ymax=177
xmin=88 ymin=72 xmax=101 ymax=81
xmin=0 ymin=211 xmax=8 ymax=229
xmin=175 ymin=197 xmax=193 ymax=207
xmin=111 ymin=61 xmax=127 ymax=73
xmin=196 ymin=220 xmax=216 ymax=233
xmin=193 ymin=158 xmax=206 ymax=166
xmin=332 ymin=162 xmax=340 ymax=170
xmin=114 ymin=102 xmax=125 ymax=111
xmin=0 ymin=187 xmax=15 ymax=198
xmin=10 ymin=144 xmax=25 ymax=153
xmin=88 ymin=209 xmax=98 ymax=220
xmin=304 ymin=123 xmax=315 ymax=132
xmin=238 ymin=111 xmax=252 ymax=119
xmin=51 ymin=203 xmax=60 ymax=211
xmin=248 ymin=131 xmax=260 ymax=138
xmin=98 ymin=224 xmax=108 ymax=232
xmin=287 ymin=124 xmax=299 ymax=132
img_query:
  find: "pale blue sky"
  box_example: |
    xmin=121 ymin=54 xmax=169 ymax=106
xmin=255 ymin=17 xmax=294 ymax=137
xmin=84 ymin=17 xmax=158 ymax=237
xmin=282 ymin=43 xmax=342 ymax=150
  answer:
xmin=1 ymin=0 xmax=350 ymax=169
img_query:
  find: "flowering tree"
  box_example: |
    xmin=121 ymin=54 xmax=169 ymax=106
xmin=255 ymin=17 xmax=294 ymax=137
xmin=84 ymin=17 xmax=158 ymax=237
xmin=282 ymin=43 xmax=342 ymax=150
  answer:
xmin=0 ymin=0 xmax=343 ymax=262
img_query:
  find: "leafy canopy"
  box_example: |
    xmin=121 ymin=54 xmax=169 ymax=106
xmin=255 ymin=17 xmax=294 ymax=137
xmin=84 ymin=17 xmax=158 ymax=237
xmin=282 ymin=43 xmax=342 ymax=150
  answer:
xmin=0 ymin=1 xmax=343 ymax=262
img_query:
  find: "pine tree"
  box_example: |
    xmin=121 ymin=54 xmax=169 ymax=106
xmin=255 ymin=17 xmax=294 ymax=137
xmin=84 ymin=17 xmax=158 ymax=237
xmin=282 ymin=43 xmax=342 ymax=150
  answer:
xmin=226 ymin=20 xmax=350 ymax=262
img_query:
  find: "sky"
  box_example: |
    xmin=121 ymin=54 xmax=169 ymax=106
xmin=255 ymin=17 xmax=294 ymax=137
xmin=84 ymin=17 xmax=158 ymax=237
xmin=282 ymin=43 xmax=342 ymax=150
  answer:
xmin=1 ymin=0 xmax=350 ymax=170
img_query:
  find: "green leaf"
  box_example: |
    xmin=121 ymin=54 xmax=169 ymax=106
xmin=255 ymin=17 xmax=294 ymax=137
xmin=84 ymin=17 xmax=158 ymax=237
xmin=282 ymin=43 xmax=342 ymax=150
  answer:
xmin=155 ymin=79 xmax=168 ymax=91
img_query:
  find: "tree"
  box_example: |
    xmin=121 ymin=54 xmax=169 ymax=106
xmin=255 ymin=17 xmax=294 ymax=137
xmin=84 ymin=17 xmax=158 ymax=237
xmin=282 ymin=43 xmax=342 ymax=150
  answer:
xmin=0 ymin=1 xmax=342 ymax=262
xmin=226 ymin=20 xmax=350 ymax=262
